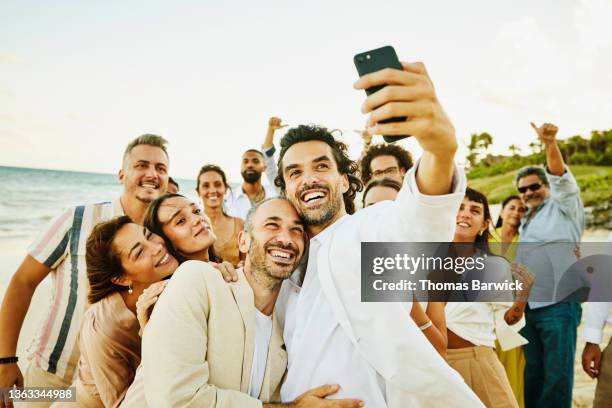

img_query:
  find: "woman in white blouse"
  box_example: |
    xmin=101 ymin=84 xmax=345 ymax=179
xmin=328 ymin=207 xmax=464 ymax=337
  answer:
xmin=445 ymin=187 xmax=534 ymax=408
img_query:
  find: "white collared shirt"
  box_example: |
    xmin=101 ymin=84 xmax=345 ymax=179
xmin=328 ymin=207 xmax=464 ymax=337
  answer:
xmin=281 ymin=217 xmax=388 ymax=406
xmin=223 ymin=183 xmax=278 ymax=220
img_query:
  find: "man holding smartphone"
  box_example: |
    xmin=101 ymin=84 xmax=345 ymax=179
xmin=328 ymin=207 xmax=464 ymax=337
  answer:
xmin=270 ymin=60 xmax=483 ymax=407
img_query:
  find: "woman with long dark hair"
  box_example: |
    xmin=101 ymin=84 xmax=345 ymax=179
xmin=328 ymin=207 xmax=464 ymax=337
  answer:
xmin=143 ymin=193 xmax=221 ymax=264
xmin=196 ymin=165 xmax=245 ymax=266
xmin=64 ymin=216 xmax=179 ymax=408
xmin=444 ymin=188 xmax=533 ymax=408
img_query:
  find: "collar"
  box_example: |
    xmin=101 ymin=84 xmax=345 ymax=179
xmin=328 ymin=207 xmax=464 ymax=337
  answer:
xmin=310 ymin=213 xmax=350 ymax=246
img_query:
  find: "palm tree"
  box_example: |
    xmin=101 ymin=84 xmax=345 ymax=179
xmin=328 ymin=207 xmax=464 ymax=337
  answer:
xmin=509 ymin=144 xmax=521 ymax=156
xmin=528 ymin=141 xmax=541 ymax=155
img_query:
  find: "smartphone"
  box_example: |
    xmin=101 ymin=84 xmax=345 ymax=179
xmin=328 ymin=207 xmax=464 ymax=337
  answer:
xmin=354 ymin=45 xmax=409 ymax=142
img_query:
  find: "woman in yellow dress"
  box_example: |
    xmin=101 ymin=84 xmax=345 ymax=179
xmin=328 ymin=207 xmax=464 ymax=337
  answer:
xmin=196 ymin=164 xmax=245 ymax=267
xmin=489 ymin=195 xmax=527 ymax=408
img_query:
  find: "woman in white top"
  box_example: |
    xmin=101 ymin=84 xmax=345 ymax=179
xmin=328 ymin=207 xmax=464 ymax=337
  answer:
xmin=445 ymin=187 xmax=534 ymax=408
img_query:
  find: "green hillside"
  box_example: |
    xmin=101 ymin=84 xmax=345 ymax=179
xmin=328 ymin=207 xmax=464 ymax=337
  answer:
xmin=467 ymin=165 xmax=612 ymax=207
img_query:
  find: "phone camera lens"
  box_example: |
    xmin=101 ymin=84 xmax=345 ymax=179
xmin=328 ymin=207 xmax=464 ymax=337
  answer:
xmin=357 ymin=55 xmax=365 ymax=62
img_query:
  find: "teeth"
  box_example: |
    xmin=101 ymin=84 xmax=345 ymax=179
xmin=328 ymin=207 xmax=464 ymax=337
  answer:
xmin=270 ymin=250 xmax=291 ymax=259
xmin=158 ymin=253 xmax=168 ymax=266
xmin=141 ymin=183 xmax=158 ymax=189
xmin=304 ymin=192 xmax=324 ymax=202
xmin=457 ymin=222 xmax=470 ymax=227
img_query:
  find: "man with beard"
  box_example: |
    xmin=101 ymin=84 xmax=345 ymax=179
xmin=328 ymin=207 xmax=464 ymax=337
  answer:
xmin=272 ymin=61 xmax=483 ymax=407
xmin=0 ymin=135 xmax=169 ymax=403
xmin=224 ymin=149 xmax=278 ymax=220
xmin=123 ymin=198 xmax=363 ymax=407
xmin=515 ymin=122 xmax=585 ymax=408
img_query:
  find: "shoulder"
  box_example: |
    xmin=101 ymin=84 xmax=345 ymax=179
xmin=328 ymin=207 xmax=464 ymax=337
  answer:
xmin=234 ymin=217 xmax=245 ymax=229
xmin=169 ymin=260 xmax=233 ymax=294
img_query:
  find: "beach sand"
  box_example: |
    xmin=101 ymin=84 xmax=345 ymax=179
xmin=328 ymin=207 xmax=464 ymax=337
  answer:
xmin=1 ymin=230 xmax=610 ymax=406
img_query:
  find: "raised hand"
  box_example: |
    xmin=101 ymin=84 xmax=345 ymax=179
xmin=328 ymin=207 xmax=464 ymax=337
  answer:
xmin=354 ymin=61 xmax=456 ymax=159
xmin=136 ymin=281 xmax=168 ymax=336
xmin=354 ymin=129 xmax=372 ymax=146
xmin=530 ymin=122 xmax=558 ymax=146
xmin=268 ymin=117 xmax=288 ymax=131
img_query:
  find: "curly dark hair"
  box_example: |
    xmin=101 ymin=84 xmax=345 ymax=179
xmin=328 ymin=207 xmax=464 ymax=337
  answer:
xmin=360 ymin=143 xmax=413 ymax=185
xmin=274 ymin=124 xmax=363 ymax=215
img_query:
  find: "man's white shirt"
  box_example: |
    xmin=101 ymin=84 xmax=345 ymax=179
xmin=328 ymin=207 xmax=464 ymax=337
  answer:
xmin=249 ymin=310 xmax=273 ymax=398
xmin=583 ymin=302 xmax=612 ymax=344
xmin=277 ymin=160 xmax=484 ymax=408
xmin=224 ymin=183 xmax=278 ymax=220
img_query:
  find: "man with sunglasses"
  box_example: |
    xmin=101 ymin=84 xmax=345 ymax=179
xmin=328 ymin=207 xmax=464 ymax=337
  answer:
xmin=515 ymin=122 xmax=585 ymax=408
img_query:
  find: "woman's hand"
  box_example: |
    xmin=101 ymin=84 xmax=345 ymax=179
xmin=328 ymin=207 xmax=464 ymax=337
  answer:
xmin=210 ymin=261 xmax=239 ymax=282
xmin=136 ymin=281 xmax=168 ymax=337
xmin=511 ymin=262 xmax=534 ymax=301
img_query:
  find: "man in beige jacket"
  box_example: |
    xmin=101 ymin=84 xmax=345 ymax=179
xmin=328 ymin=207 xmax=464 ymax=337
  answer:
xmin=122 ymin=198 xmax=363 ymax=408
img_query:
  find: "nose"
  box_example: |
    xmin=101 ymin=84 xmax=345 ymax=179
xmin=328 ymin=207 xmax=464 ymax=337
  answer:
xmin=147 ymin=238 xmax=164 ymax=256
xmin=301 ymin=168 xmax=321 ymax=186
xmin=274 ymin=227 xmax=293 ymax=247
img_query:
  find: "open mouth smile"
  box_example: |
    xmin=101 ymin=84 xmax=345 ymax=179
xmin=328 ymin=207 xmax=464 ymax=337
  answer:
xmin=300 ymin=189 xmax=328 ymax=207
xmin=266 ymin=248 xmax=296 ymax=265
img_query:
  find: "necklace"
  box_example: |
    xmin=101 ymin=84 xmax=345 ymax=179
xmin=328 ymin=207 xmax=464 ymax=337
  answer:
xmin=246 ymin=186 xmax=265 ymax=204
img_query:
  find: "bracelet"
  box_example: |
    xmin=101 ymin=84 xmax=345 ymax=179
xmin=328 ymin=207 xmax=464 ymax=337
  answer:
xmin=0 ymin=356 xmax=18 ymax=364
xmin=419 ymin=320 xmax=433 ymax=331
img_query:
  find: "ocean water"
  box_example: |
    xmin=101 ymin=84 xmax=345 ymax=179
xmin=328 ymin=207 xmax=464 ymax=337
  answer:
xmin=0 ymin=166 xmax=198 ymax=242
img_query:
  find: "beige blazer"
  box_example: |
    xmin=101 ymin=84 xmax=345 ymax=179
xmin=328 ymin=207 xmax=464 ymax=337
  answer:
xmin=121 ymin=261 xmax=287 ymax=408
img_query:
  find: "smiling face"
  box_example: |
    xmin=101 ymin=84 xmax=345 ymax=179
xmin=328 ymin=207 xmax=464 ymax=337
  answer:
xmin=281 ymin=140 xmax=348 ymax=229
xmin=517 ymin=174 xmax=549 ymax=209
xmin=113 ymin=223 xmax=178 ymax=285
xmin=454 ymin=196 xmax=489 ymax=243
xmin=157 ymin=196 xmax=216 ymax=260
xmin=501 ymin=198 xmax=526 ymax=228
xmin=241 ymin=151 xmax=265 ymax=184
xmin=119 ymin=145 xmax=169 ymax=204
xmin=240 ymin=199 xmax=305 ymax=283
xmin=198 ymin=170 xmax=227 ymax=210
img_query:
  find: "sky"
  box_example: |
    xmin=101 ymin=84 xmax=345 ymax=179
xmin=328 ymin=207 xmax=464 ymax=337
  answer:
xmin=1 ymin=0 xmax=611 ymax=182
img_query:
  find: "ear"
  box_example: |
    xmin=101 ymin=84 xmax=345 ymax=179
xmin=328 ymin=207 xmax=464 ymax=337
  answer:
xmin=481 ymin=219 xmax=490 ymax=235
xmin=340 ymin=173 xmax=349 ymax=194
xmin=118 ymin=168 xmax=125 ymax=185
xmin=111 ymin=275 xmax=131 ymax=287
xmin=238 ymin=230 xmax=250 ymax=254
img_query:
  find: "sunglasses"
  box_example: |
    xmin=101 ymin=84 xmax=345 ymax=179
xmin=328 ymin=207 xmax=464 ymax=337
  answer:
xmin=518 ymin=183 xmax=542 ymax=194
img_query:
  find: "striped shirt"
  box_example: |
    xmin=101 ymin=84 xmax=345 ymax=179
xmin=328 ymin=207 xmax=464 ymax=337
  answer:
xmin=26 ymin=199 xmax=124 ymax=382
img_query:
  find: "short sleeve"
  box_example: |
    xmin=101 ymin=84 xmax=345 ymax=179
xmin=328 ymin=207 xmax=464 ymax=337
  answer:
xmin=27 ymin=207 xmax=74 ymax=269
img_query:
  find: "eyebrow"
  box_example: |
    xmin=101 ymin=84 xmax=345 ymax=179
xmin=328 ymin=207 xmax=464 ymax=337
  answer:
xmin=284 ymin=155 xmax=331 ymax=174
xmin=162 ymin=203 xmax=194 ymax=225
